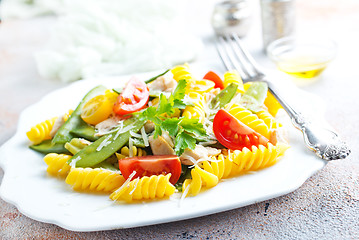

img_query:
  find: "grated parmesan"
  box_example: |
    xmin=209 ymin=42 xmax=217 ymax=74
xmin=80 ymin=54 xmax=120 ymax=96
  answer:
xmin=112 ymin=170 xmax=137 ymax=195
xmin=141 ymin=126 xmax=149 ymax=147
xmin=69 ymin=156 xmax=81 ymax=168
xmin=96 ymin=134 xmax=112 ymax=151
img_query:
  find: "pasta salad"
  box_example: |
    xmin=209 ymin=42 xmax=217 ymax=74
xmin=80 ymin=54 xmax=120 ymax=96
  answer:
xmin=27 ymin=63 xmax=289 ymax=203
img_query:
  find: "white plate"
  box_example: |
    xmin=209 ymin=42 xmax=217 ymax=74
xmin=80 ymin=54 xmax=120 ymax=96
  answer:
xmin=0 ymin=70 xmax=327 ymax=231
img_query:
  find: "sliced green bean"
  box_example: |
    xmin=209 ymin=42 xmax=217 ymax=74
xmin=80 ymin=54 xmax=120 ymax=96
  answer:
xmin=52 ymin=85 xmax=106 ymax=144
xmin=64 ymin=138 xmax=91 ymax=155
xmin=69 ymin=118 xmax=146 ymax=168
xmin=210 ymin=83 xmax=238 ymax=109
xmin=30 ymin=140 xmax=69 ymax=154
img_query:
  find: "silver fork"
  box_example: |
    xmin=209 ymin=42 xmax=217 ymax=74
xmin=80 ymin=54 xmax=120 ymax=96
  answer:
xmin=215 ymin=33 xmax=350 ymax=161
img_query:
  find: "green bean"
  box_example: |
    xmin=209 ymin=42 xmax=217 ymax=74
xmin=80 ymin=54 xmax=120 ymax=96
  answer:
xmin=93 ymin=162 xmax=118 ymax=171
xmin=144 ymin=69 xmax=170 ymax=84
xmin=30 ymin=140 xmax=69 ymax=154
xmin=69 ymin=118 xmax=146 ymax=168
xmin=70 ymin=125 xmax=99 ymax=141
xmin=64 ymin=138 xmax=91 ymax=155
xmin=52 ymin=85 xmax=106 ymax=144
xmin=210 ymin=83 xmax=238 ymax=109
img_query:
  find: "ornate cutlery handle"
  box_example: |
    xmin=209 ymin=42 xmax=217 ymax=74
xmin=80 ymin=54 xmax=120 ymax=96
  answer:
xmin=266 ymin=81 xmax=351 ymax=161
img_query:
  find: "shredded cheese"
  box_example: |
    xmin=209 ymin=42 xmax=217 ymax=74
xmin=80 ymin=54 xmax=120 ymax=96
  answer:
xmin=130 ymin=131 xmax=143 ymax=139
xmin=112 ymin=170 xmax=137 ymax=195
xmin=69 ymin=156 xmax=81 ymax=168
xmin=141 ymin=126 xmax=149 ymax=147
xmin=96 ymin=134 xmax=112 ymax=151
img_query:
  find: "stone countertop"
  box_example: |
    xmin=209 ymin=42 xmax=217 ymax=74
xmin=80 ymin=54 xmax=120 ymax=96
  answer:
xmin=0 ymin=0 xmax=358 ymax=239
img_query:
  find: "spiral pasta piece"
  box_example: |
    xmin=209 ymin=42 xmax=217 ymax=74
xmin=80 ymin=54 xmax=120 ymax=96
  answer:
xmin=171 ymin=63 xmax=193 ymax=83
xmin=264 ymin=91 xmax=282 ymax=117
xmin=256 ymin=110 xmax=282 ymax=130
xmin=223 ymin=71 xmax=244 ymax=93
xmin=187 ymin=79 xmax=215 ymax=94
xmin=228 ymin=103 xmax=270 ymax=139
xmin=26 ymin=117 xmax=57 ymax=144
xmin=65 ymin=168 xmax=125 ymax=192
xmin=43 ymin=153 xmax=72 ymax=177
xmin=182 ymin=153 xmax=238 ymax=197
xmin=110 ymin=174 xmax=175 ymax=202
xmin=182 ymin=142 xmax=289 ymax=197
xmin=115 ymin=146 xmax=147 ymax=160
xmin=182 ymin=165 xmax=218 ymax=197
xmin=182 ymin=92 xmax=206 ymax=123
xmin=63 ymin=109 xmax=73 ymax=122
xmin=228 ymin=142 xmax=289 ymax=172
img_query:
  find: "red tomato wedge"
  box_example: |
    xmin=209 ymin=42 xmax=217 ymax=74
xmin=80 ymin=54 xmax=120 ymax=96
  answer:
xmin=213 ymin=109 xmax=269 ymax=150
xmin=118 ymin=155 xmax=181 ymax=185
xmin=113 ymin=77 xmax=149 ymax=115
xmin=203 ymin=71 xmax=224 ymax=89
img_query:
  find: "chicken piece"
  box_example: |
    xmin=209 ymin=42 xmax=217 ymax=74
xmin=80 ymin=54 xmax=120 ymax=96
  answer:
xmin=149 ymin=134 xmax=175 ymax=156
xmin=148 ymin=75 xmax=177 ymax=92
xmin=180 ymin=145 xmax=221 ymax=165
xmin=49 ymin=116 xmax=65 ymax=138
xmin=95 ymin=115 xmax=122 ymax=136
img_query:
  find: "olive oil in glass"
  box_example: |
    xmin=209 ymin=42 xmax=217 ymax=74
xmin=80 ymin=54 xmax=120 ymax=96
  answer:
xmin=274 ymin=47 xmax=333 ymax=85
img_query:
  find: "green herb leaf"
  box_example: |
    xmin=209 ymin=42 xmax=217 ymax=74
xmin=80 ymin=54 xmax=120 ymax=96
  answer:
xmin=175 ymin=131 xmax=196 ymax=156
xmin=179 ymin=118 xmax=207 ymax=137
xmin=161 ymin=118 xmax=180 ymax=136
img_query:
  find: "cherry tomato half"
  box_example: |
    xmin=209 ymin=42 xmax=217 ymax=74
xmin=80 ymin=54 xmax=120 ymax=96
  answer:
xmin=118 ymin=155 xmax=181 ymax=185
xmin=213 ymin=109 xmax=269 ymax=150
xmin=203 ymin=71 xmax=224 ymax=89
xmin=113 ymin=77 xmax=149 ymax=115
xmin=81 ymin=94 xmax=113 ymax=125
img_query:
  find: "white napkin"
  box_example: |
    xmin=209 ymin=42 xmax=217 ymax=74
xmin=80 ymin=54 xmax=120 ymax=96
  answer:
xmin=2 ymin=0 xmax=203 ymax=82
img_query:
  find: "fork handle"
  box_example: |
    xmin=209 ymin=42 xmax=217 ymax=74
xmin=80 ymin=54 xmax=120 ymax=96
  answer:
xmin=265 ymin=80 xmax=351 ymax=161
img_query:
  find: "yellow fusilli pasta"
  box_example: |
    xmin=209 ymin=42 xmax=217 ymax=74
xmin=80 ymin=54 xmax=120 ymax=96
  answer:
xmin=223 ymin=71 xmax=244 ymax=93
xmin=229 ymin=142 xmax=289 ymax=172
xmin=115 ymin=146 xmax=147 ymax=160
xmin=43 ymin=153 xmax=72 ymax=177
xmin=187 ymin=79 xmax=215 ymax=94
xmin=228 ymin=103 xmax=270 ymax=139
xmin=182 ymin=92 xmax=206 ymax=123
xmin=26 ymin=117 xmax=57 ymax=144
xmin=63 ymin=109 xmax=73 ymax=122
xmin=171 ymin=63 xmax=193 ymax=83
xmin=110 ymin=174 xmax=175 ymax=202
xmin=182 ymin=142 xmax=289 ymax=197
xmin=256 ymin=110 xmax=282 ymax=130
xmin=65 ymin=168 xmax=125 ymax=192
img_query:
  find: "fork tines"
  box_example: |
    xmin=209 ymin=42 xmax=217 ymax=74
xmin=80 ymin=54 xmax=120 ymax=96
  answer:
xmin=215 ymin=33 xmax=263 ymax=82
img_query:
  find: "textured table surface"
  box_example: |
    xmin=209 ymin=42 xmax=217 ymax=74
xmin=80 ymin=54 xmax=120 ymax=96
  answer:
xmin=1 ymin=0 xmax=359 ymax=239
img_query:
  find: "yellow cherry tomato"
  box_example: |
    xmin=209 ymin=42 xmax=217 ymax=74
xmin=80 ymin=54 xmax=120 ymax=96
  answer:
xmin=81 ymin=94 xmax=113 ymax=125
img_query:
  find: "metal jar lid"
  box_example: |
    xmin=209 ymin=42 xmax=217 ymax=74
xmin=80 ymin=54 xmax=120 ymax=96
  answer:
xmin=211 ymin=0 xmax=253 ymax=37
